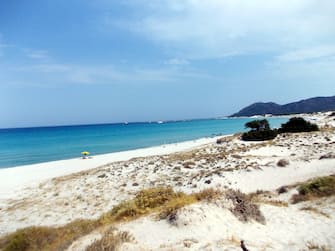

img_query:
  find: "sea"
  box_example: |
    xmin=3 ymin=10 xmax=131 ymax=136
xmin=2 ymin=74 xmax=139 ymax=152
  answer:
xmin=0 ymin=117 xmax=288 ymax=169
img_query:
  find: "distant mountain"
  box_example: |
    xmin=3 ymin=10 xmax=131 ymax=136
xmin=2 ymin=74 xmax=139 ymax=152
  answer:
xmin=231 ymin=96 xmax=335 ymax=117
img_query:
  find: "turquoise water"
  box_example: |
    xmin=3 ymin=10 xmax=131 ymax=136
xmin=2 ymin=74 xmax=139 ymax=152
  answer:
xmin=0 ymin=118 xmax=287 ymax=168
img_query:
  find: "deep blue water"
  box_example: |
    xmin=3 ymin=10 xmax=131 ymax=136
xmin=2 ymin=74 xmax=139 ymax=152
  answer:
xmin=0 ymin=118 xmax=287 ymax=168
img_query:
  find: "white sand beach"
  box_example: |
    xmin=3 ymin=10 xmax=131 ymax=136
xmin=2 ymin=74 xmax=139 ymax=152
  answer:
xmin=0 ymin=112 xmax=335 ymax=250
xmin=0 ymin=136 xmax=220 ymax=199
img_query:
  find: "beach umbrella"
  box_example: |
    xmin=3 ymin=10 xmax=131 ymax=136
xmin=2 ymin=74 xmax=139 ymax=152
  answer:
xmin=81 ymin=151 xmax=90 ymax=156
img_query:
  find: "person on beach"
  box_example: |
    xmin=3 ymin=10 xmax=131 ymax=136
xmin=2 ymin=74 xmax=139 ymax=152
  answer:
xmin=81 ymin=151 xmax=90 ymax=159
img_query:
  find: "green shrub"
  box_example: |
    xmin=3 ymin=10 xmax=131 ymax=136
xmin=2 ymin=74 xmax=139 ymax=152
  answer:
xmin=241 ymin=119 xmax=277 ymax=141
xmin=291 ymin=176 xmax=335 ymax=203
xmin=245 ymin=119 xmax=270 ymax=131
xmin=279 ymin=117 xmax=318 ymax=133
xmin=241 ymin=129 xmax=277 ymax=141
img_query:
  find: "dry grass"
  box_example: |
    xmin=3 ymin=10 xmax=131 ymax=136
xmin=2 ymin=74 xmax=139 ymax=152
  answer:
xmin=303 ymin=241 xmax=331 ymax=251
xmin=195 ymin=188 xmax=223 ymax=202
xmin=249 ymin=191 xmax=289 ymax=207
xmin=292 ymin=175 xmax=335 ymax=203
xmin=159 ymin=194 xmax=198 ymax=223
xmin=261 ymin=200 xmax=289 ymax=207
xmin=85 ymin=227 xmax=133 ymax=251
xmin=300 ymin=206 xmax=330 ymax=218
xmin=159 ymin=188 xmax=223 ymax=222
xmin=0 ymin=187 xmax=265 ymax=250
xmin=225 ymin=189 xmax=266 ymax=224
xmin=0 ymin=219 xmax=99 ymax=251
xmin=101 ymin=187 xmax=181 ymax=222
xmin=0 ymin=187 xmax=223 ymax=251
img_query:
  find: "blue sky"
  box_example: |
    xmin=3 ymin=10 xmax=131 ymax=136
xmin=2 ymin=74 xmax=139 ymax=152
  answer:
xmin=0 ymin=0 xmax=334 ymax=128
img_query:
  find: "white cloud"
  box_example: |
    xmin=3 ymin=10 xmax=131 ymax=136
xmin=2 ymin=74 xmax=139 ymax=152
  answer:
xmin=276 ymin=45 xmax=335 ymax=62
xmin=117 ymin=0 xmax=335 ymax=59
xmin=269 ymin=51 xmax=335 ymax=85
xmin=164 ymin=58 xmax=189 ymax=65
xmin=4 ymin=62 xmax=216 ymax=87
xmin=25 ymin=49 xmax=49 ymax=60
xmin=18 ymin=63 xmax=71 ymax=72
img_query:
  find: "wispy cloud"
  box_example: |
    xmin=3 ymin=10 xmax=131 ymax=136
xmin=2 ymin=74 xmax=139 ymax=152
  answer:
xmin=24 ymin=49 xmax=50 ymax=60
xmin=269 ymin=50 xmax=335 ymax=84
xmin=276 ymin=45 xmax=335 ymax=62
xmin=3 ymin=61 xmax=217 ymax=87
xmin=164 ymin=58 xmax=189 ymax=65
xmin=111 ymin=0 xmax=335 ymax=60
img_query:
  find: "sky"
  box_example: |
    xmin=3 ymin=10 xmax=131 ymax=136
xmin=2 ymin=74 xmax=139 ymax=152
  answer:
xmin=0 ymin=0 xmax=334 ymax=128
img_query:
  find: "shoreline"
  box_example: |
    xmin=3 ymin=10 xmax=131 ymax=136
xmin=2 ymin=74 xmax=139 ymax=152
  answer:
xmin=0 ymin=135 xmax=225 ymax=199
xmin=0 ymin=116 xmax=290 ymax=170
xmin=0 ymin=111 xmax=332 ymax=199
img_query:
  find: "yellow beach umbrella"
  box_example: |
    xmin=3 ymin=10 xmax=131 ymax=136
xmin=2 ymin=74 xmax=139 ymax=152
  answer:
xmin=81 ymin=151 xmax=90 ymax=156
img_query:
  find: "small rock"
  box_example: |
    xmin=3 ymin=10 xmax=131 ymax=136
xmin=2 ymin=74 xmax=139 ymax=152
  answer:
xmin=277 ymin=159 xmax=289 ymax=167
xmin=132 ymin=182 xmax=139 ymax=186
xmin=183 ymin=161 xmax=196 ymax=169
xmin=216 ymin=138 xmax=225 ymax=144
xmin=319 ymin=153 xmax=335 ymax=159
xmin=277 ymin=186 xmax=288 ymax=194
xmin=231 ymin=154 xmax=242 ymax=159
xmin=97 ymin=173 xmax=107 ymax=178
xmin=183 ymin=240 xmax=192 ymax=248
xmin=205 ymin=179 xmax=211 ymax=184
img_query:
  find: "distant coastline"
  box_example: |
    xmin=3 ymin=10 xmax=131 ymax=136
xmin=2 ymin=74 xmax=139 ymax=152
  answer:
xmin=231 ymin=95 xmax=335 ymax=117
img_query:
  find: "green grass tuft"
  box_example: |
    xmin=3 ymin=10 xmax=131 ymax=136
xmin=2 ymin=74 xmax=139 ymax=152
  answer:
xmin=292 ymin=175 xmax=335 ymax=203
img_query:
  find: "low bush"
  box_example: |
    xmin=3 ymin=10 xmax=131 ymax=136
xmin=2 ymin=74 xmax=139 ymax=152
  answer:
xmin=0 ymin=220 xmax=99 ymax=251
xmin=245 ymin=119 xmax=270 ymax=131
xmin=241 ymin=129 xmax=278 ymax=141
xmin=225 ymin=189 xmax=265 ymax=224
xmin=241 ymin=119 xmax=277 ymax=141
xmin=291 ymin=175 xmax=335 ymax=203
xmin=279 ymin=117 xmax=318 ymax=133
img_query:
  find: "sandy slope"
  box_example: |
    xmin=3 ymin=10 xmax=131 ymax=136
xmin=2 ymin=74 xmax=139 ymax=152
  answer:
xmin=115 ymin=197 xmax=335 ymax=251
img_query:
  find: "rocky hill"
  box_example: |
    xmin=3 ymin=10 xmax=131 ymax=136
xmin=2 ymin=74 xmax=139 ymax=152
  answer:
xmin=231 ymin=96 xmax=335 ymax=117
